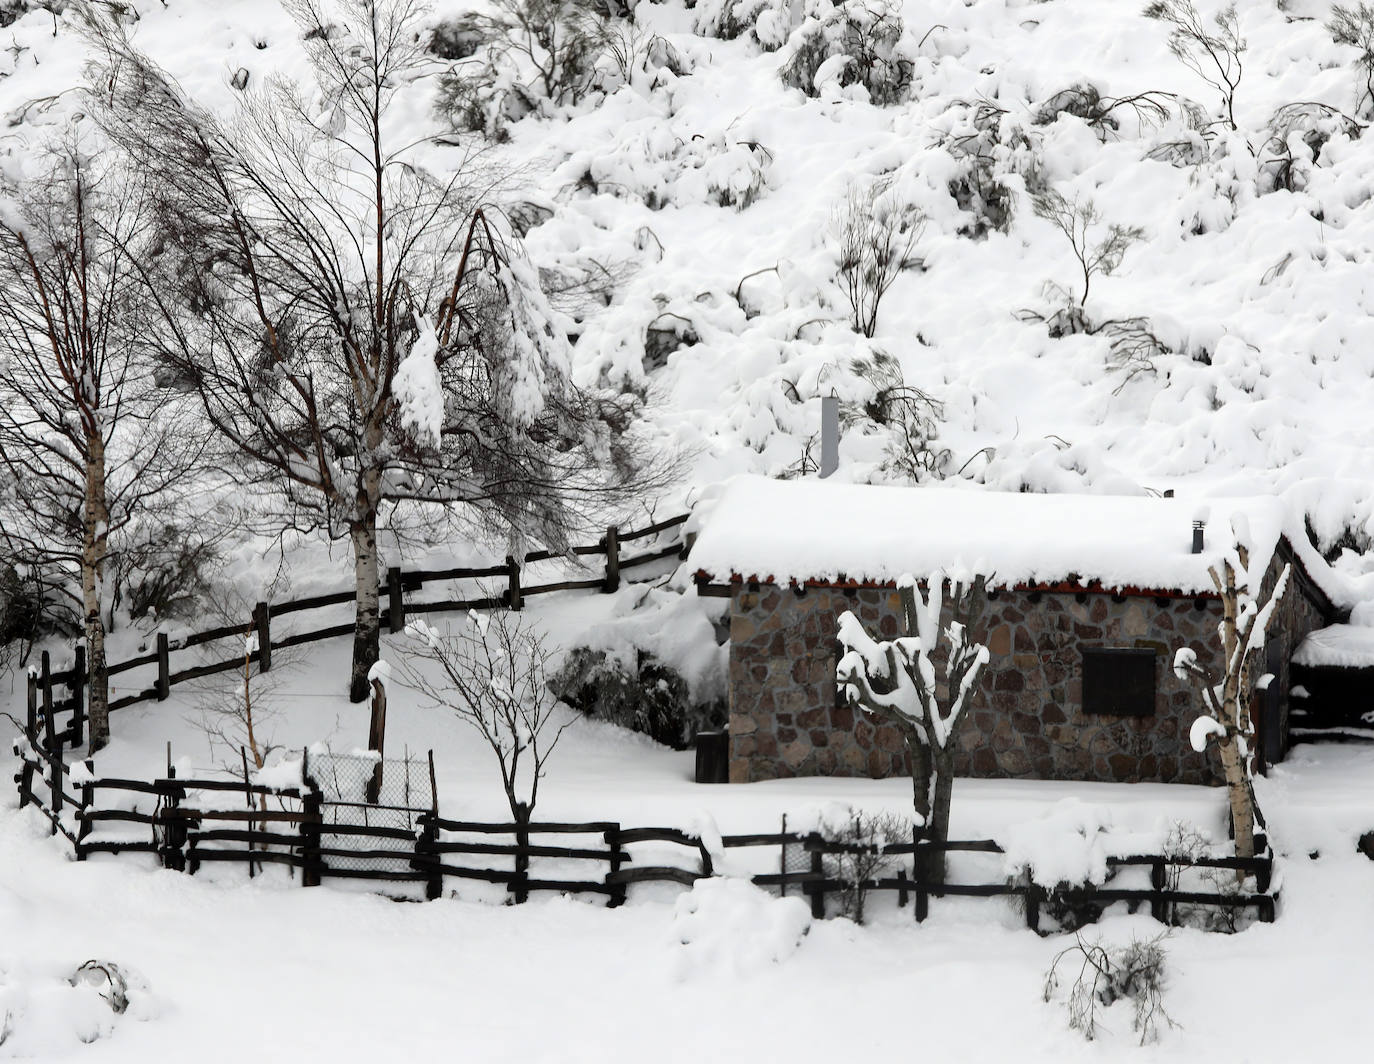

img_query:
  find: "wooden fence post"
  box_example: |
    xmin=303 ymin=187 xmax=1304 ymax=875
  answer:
xmin=366 ymin=679 xmax=387 ymax=805
xmin=16 ymin=746 xmax=33 ymax=809
xmin=162 ymin=764 xmax=187 ymax=873
xmin=506 ymin=556 xmax=523 ymax=611
xmin=70 ymin=644 xmax=85 ymax=749
xmin=807 ymin=833 xmax=825 ymax=919
xmin=254 ymin=602 xmax=272 ymax=673
xmin=605 ymin=824 xmax=626 ymax=908
xmin=155 ymin=633 xmax=170 ymax=700
xmin=387 ymin=566 xmax=405 ymax=634
xmin=1150 ymin=858 xmax=1167 ymax=923
xmin=1025 ymin=883 xmax=1043 ymax=933
xmin=512 ymin=808 xmax=530 ymax=904
xmin=26 ymin=668 xmax=37 ymax=737
xmin=300 ymin=750 xmax=322 ymax=887
xmin=76 ymin=758 xmax=94 ymax=861
xmin=40 ymin=652 xmax=53 ymax=744
xmin=602 ymin=526 xmax=620 ymax=594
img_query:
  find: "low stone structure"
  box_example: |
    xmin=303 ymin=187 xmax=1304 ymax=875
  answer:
xmin=691 ymin=477 xmax=1343 ymax=787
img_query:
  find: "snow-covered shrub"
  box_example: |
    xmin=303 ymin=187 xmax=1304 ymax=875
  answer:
xmin=1044 ymin=933 xmax=1175 ymax=1045
xmin=1328 ymin=3 xmax=1374 ymax=117
xmin=831 ymin=177 xmax=923 ymax=338
xmin=693 ymin=0 xmax=794 ymax=50
xmin=575 ymin=129 xmax=772 ymax=211
xmin=1257 ymin=102 xmax=1361 ymax=195
xmin=435 ymin=0 xmax=681 ymax=137
xmin=778 ymin=0 xmax=914 ymax=105
xmin=108 ymin=521 xmax=222 ymax=623
xmin=1002 ymin=799 xmax=1116 ymax=932
xmin=843 ymin=349 xmax=948 ymax=481
xmin=0 ymin=560 xmax=76 ymax=650
xmin=1032 ymin=82 xmax=1173 ymax=142
xmin=550 ymin=646 xmax=726 ymax=749
xmin=940 ymin=99 xmax=1045 ymax=238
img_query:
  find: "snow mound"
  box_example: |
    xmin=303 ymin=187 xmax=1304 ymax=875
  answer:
xmin=671 ymin=878 xmax=811 ymax=980
xmin=999 ymin=799 xmax=1114 ymax=888
xmin=0 ymin=960 xmax=156 ymax=1055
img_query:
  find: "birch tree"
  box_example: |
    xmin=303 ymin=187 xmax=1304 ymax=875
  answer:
xmin=1173 ymin=523 xmax=1288 ymax=860
xmin=835 ymin=572 xmax=990 ymax=883
xmin=0 ymin=133 xmax=196 ymax=752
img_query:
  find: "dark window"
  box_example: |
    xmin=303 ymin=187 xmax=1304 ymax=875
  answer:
xmin=1082 ymin=648 xmax=1156 ymax=717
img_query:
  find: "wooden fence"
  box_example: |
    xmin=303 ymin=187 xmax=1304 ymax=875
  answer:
xmin=11 ymin=728 xmax=1276 ymax=930
xmin=22 ymin=513 xmax=690 ymax=751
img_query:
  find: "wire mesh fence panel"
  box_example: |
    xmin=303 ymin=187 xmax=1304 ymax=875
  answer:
xmin=305 ymin=750 xmax=431 ymax=877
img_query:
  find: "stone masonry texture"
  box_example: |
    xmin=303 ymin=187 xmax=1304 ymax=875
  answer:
xmin=726 ymin=546 xmax=1328 ymax=786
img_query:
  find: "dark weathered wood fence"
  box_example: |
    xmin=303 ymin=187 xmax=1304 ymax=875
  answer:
xmin=11 ymin=725 xmax=1276 ymax=929
xmin=22 ymin=514 xmax=690 ymax=751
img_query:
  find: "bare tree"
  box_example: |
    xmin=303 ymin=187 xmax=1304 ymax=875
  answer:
xmin=0 ymin=129 xmax=200 ymax=752
xmin=1032 ymin=190 xmax=1143 ymax=311
xmin=832 ymin=177 xmax=923 ymax=338
xmin=1144 ymin=0 xmax=1245 ymax=131
xmin=81 ymin=0 xmax=669 ymax=703
xmin=398 ymin=610 xmax=574 ymax=902
xmin=835 ymin=572 xmax=990 ymax=883
xmin=1173 ymin=527 xmax=1288 ymax=861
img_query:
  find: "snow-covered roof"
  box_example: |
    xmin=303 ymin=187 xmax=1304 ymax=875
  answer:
xmin=690 ymin=476 xmax=1333 ymax=597
xmin=1293 ymin=625 xmax=1374 ymax=669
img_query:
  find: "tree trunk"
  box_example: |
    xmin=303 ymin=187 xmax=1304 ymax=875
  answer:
xmin=82 ymin=438 xmax=110 ymax=753
xmin=1219 ymin=737 xmax=1255 ymax=859
xmin=348 ymin=506 xmax=381 ymax=704
xmin=924 ymin=748 xmax=956 ymax=886
xmin=906 ymin=733 xmax=947 ymax=886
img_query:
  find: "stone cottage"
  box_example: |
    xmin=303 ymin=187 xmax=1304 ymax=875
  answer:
xmin=688 ymin=477 xmax=1345 ymax=786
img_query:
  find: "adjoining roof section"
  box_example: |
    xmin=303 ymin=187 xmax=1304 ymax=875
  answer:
xmin=689 ymin=476 xmax=1345 ymax=602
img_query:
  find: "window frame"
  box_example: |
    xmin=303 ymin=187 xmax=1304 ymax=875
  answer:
xmin=1081 ymin=647 xmax=1157 ymax=718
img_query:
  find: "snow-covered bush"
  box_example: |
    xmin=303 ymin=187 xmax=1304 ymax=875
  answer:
xmin=572 ymin=128 xmax=772 ymax=211
xmin=1044 ymin=933 xmax=1175 ymax=1045
xmin=550 ymin=646 xmax=726 ymax=749
xmin=831 ymin=177 xmax=923 ymax=338
xmin=671 ymin=878 xmax=811 ymax=980
xmin=1257 ymin=102 xmax=1361 ymax=195
xmin=843 ymin=349 xmax=948 ymax=481
xmin=1328 ymin=3 xmax=1374 ymax=117
xmin=435 ymin=0 xmax=685 ymax=137
xmin=693 ymin=0 xmax=794 ymax=51
xmin=777 ymin=0 xmax=914 ymax=106
xmin=939 ymin=99 xmax=1046 ymax=238
xmin=1032 ymin=82 xmax=1174 ymax=142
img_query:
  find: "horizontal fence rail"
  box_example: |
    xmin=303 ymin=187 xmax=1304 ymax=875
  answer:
xmin=23 ymin=514 xmax=691 ymax=749
xmin=10 ymin=727 xmax=1276 ymax=931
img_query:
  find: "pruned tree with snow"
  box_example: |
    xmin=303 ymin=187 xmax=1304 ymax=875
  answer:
xmin=398 ymin=610 xmax=574 ymax=902
xmin=0 ymin=129 xmax=202 ymax=752
xmin=81 ymin=0 xmax=669 ymax=704
xmin=835 ymin=572 xmax=990 ymax=883
xmin=1173 ymin=521 xmax=1289 ymax=861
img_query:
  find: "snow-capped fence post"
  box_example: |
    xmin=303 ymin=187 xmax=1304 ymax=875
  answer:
xmin=41 ymin=652 xmax=56 ymax=763
xmin=155 ymin=633 xmax=170 ymax=700
xmin=25 ymin=668 xmax=37 ymax=737
xmin=253 ymin=602 xmax=272 ymax=673
xmin=602 ymin=526 xmax=620 ymax=593
xmin=1150 ymin=859 xmax=1167 ymax=923
xmin=366 ymin=677 xmax=387 ymax=805
xmin=161 ymin=762 xmax=187 ymax=873
xmin=1025 ymin=883 xmax=1043 ymax=932
xmin=387 ymin=567 xmax=405 ymax=633
xmin=75 ymin=758 xmax=94 ymax=861
xmin=70 ymin=644 xmax=86 ymax=748
xmin=506 ymin=555 xmax=523 ymax=611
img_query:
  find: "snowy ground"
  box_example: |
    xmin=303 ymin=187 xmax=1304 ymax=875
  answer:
xmin=4 ymin=732 xmax=1374 ymax=1061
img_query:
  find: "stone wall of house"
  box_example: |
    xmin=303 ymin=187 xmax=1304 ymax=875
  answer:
xmin=728 ymin=582 xmax=1233 ymax=785
xmin=726 ymin=543 xmax=1336 ymax=786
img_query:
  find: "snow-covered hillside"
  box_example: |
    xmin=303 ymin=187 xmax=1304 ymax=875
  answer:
xmin=4 ymin=0 xmax=1374 ymax=580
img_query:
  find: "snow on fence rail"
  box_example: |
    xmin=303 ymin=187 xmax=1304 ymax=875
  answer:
xmin=22 ymin=513 xmax=691 ymax=742
xmin=10 ymin=728 xmax=1276 ymax=930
